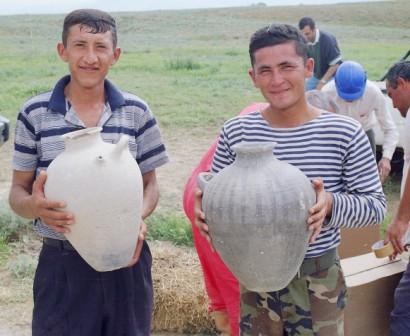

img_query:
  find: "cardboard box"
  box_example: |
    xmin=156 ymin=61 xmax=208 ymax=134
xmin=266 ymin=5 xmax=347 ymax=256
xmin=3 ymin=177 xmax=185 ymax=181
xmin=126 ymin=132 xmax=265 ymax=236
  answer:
xmin=341 ymin=253 xmax=408 ymax=335
xmin=339 ymin=225 xmax=381 ymax=259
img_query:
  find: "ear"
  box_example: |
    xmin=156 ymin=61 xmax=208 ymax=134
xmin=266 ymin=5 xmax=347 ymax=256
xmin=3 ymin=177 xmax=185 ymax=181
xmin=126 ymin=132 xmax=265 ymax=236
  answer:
xmin=248 ymin=67 xmax=259 ymax=88
xmin=110 ymin=47 xmax=121 ymax=66
xmin=305 ymin=58 xmax=314 ymax=78
xmin=397 ymin=76 xmax=409 ymax=89
xmin=57 ymin=42 xmax=68 ymax=62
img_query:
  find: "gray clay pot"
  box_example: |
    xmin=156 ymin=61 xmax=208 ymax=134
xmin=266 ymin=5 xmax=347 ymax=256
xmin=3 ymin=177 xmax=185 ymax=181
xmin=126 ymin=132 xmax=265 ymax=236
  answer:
xmin=198 ymin=142 xmax=315 ymax=291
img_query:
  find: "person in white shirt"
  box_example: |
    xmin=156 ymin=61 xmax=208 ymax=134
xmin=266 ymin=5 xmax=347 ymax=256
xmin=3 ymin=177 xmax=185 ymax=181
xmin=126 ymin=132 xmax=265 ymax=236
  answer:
xmin=383 ymin=60 xmax=410 ymax=336
xmin=323 ymin=60 xmax=399 ymax=183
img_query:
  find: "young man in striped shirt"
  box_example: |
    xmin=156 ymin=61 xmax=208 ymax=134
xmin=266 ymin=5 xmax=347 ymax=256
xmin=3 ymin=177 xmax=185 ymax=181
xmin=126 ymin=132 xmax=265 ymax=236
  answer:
xmin=195 ymin=24 xmax=386 ymax=335
xmin=9 ymin=9 xmax=168 ymax=336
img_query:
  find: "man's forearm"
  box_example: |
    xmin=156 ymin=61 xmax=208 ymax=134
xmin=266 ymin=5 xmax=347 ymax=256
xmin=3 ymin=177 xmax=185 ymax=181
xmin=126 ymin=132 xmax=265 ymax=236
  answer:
xmin=9 ymin=185 xmax=36 ymax=219
xmin=141 ymin=170 xmax=159 ymax=220
xmin=321 ymin=64 xmax=339 ymax=83
xmin=396 ymin=166 xmax=410 ymax=223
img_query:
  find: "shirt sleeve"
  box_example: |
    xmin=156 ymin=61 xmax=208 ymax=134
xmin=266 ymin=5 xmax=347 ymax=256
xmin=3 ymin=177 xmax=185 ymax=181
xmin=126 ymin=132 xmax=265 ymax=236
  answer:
xmin=322 ymin=33 xmax=342 ymax=66
xmin=372 ymin=86 xmax=399 ymax=160
xmin=134 ymin=105 xmax=169 ymax=174
xmin=13 ymin=108 xmax=38 ymax=172
xmin=211 ymin=124 xmax=236 ymax=174
xmin=326 ymin=126 xmax=386 ymax=228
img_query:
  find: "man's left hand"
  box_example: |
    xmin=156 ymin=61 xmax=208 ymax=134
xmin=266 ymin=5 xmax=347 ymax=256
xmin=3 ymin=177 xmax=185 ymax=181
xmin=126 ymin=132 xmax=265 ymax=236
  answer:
xmin=307 ymin=178 xmax=332 ymax=243
xmin=378 ymin=158 xmax=391 ymax=184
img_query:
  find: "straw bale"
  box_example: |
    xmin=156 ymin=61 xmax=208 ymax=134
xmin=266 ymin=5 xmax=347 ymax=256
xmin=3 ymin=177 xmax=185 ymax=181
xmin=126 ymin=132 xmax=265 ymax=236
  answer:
xmin=150 ymin=240 xmax=217 ymax=334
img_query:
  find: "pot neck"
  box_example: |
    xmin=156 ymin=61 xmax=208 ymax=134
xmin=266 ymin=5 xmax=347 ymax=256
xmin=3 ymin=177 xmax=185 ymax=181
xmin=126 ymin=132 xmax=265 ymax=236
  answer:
xmin=62 ymin=127 xmax=102 ymax=151
xmin=232 ymin=142 xmax=276 ymax=168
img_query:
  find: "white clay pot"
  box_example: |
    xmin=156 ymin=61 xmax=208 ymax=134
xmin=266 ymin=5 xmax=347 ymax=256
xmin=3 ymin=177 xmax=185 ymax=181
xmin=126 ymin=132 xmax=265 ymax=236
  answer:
xmin=44 ymin=127 xmax=143 ymax=272
xmin=198 ymin=142 xmax=315 ymax=291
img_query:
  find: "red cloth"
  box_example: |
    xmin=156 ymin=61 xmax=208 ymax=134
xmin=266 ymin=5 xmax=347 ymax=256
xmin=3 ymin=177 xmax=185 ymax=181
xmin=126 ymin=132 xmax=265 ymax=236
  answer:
xmin=182 ymin=103 xmax=267 ymax=336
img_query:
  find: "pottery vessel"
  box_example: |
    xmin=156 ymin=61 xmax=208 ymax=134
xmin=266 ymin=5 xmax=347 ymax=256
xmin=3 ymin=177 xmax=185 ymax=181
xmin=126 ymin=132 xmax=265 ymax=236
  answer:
xmin=44 ymin=127 xmax=143 ymax=272
xmin=198 ymin=142 xmax=315 ymax=291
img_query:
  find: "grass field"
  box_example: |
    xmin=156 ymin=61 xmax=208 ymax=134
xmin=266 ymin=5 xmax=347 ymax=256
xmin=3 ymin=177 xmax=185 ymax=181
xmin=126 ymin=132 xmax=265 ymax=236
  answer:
xmin=0 ymin=1 xmax=409 ymax=129
xmin=0 ymin=1 xmax=409 ymax=332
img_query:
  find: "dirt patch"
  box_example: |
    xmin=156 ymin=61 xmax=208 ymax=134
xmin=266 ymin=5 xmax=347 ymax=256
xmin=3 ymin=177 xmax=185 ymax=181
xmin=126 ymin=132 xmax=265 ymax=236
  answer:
xmin=155 ymin=128 xmax=218 ymax=213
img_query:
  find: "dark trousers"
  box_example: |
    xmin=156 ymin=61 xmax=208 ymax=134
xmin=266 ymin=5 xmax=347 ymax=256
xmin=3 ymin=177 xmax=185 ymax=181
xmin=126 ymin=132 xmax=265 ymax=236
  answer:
xmin=32 ymin=240 xmax=153 ymax=336
xmin=365 ymin=129 xmax=376 ymax=157
xmin=391 ymin=262 xmax=410 ymax=336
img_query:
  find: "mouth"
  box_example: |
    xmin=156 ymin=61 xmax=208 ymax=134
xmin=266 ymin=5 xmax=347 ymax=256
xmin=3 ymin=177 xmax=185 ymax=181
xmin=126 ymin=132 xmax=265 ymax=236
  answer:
xmin=270 ymin=88 xmax=289 ymax=95
xmin=79 ymin=66 xmax=99 ymax=72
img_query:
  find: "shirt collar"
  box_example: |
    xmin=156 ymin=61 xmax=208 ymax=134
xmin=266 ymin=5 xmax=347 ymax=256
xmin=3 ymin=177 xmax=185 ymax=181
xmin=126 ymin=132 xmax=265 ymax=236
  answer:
xmin=48 ymin=75 xmax=126 ymax=114
xmin=308 ymin=29 xmax=320 ymax=45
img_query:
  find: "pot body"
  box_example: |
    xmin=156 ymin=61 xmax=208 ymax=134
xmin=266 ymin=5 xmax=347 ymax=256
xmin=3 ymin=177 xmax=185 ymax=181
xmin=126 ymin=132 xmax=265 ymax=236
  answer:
xmin=44 ymin=127 xmax=143 ymax=272
xmin=200 ymin=142 xmax=315 ymax=291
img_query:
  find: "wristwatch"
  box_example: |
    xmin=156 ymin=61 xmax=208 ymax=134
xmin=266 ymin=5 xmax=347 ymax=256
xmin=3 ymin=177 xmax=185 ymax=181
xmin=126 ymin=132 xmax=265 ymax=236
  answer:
xmin=320 ymin=79 xmax=327 ymax=84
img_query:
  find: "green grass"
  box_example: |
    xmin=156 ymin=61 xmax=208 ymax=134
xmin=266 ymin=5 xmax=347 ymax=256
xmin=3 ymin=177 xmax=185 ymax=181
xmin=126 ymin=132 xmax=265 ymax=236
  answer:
xmin=0 ymin=237 xmax=10 ymax=267
xmin=0 ymin=202 xmax=32 ymax=243
xmin=1 ymin=1 xmax=409 ymax=127
xmin=146 ymin=214 xmax=193 ymax=247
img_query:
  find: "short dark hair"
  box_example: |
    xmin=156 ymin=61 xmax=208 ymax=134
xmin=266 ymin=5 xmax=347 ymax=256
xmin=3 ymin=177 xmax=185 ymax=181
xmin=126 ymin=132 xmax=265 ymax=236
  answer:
xmin=62 ymin=9 xmax=118 ymax=48
xmin=249 ymin=24 xmax=308 ymax=66
xmin=298 ymin=17 xmax=315 ymax=30
xmin=386 ymin=60 xmax=410 ymax=89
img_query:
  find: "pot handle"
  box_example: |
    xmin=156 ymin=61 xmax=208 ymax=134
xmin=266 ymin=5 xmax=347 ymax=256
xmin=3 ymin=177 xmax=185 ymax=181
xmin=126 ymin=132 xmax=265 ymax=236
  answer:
xmin=197 ymin=172 xmax=214 ymax=192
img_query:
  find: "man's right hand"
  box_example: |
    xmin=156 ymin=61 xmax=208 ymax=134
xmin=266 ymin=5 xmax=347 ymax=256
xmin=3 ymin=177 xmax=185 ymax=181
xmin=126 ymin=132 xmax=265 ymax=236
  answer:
xmin=384 ymin=219 xmax=409 ymax=258
xmin=31 ymin=171 xmax=74 ymax=234
xmin=194 ymin=187 xmax=214 ymax=251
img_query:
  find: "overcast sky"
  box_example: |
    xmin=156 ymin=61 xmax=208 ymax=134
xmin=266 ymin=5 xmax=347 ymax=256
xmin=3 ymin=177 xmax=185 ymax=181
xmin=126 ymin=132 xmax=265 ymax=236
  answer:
xmin=0 ymin=0 xmax=384 ymax=16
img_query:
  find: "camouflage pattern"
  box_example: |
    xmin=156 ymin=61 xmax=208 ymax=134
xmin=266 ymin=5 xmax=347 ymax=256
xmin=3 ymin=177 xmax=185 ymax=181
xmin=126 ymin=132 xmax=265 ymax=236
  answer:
xmin=240 ymin=261 xmax=347 ymax=335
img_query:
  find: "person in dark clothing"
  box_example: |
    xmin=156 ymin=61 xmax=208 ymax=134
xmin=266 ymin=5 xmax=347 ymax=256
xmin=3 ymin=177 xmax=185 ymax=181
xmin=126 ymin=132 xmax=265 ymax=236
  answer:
xmin=299 ymin=17 xmax=342 ymax=91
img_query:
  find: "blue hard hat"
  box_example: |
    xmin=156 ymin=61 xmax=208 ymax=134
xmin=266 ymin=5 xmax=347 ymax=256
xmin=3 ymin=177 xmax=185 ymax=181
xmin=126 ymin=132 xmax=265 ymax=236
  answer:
xmin=334 ymin=61 xmax=367 ymax=101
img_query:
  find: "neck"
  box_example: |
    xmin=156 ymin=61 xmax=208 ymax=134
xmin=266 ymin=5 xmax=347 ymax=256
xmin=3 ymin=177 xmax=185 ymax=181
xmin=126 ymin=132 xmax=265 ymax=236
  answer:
xmin=65 ymin=81 xmax=105 ymax=106
xmin=262 ymin=99 xmax=320 ymax=128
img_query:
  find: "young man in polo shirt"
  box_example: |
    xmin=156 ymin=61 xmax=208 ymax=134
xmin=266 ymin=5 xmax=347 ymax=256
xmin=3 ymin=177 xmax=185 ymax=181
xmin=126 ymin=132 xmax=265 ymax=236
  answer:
xmin=9 ymin=9 xmax=168 ymax=336
xmin=195 ymin=23 xmax=386 ymax=335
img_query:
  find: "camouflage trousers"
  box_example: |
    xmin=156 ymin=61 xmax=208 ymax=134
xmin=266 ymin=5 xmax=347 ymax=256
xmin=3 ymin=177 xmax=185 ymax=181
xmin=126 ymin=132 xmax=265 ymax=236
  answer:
xmin=240 ymin=261 xmax=347 ymax=336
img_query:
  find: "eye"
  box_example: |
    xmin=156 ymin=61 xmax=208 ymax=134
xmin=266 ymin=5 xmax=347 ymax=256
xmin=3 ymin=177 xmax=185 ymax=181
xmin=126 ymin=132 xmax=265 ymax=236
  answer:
xmin=259 ymin=68 xmax=271 ymax=75
xmin=281 ymin=64 xmax=295 ymax=71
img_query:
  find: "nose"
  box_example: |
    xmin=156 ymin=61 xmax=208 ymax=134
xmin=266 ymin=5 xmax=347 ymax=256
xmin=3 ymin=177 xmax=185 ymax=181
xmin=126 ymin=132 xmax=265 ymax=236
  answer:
xmin=270 ymin=69 xmax=285 ymax=86
xmin=84 ymin=47 xmax=98 ymax=64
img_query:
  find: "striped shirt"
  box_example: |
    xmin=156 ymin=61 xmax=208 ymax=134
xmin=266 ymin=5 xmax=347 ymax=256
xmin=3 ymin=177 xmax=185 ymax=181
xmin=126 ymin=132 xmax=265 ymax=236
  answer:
xmin=211 ymin=110 xmax=386 ymax=258
xmin=13 ymin=75 xmax=169 ymax=239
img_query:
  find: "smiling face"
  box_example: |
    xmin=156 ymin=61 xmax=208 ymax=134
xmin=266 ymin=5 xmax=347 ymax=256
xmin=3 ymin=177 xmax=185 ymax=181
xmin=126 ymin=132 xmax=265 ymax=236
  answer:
xmin=57 ymin=24 xmax=121 ymax=91
xmin=249 ymin=42 xmax=313 ymax=112
xmin=386 ymin=77 xmax=410 ymax=118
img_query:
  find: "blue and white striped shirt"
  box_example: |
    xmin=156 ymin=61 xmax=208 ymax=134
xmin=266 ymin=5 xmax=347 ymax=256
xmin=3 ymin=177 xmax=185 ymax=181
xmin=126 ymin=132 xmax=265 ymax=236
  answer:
xmin=13 ymin=75 xmax=169 ymax=239
xmin=211 ymin=110 xmax=386 ymax=258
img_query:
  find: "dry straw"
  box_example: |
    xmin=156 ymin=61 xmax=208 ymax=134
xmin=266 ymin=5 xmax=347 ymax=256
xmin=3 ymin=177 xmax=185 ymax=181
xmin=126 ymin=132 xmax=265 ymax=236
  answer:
xmin=151 ymin=240 xmax=216 ymax=334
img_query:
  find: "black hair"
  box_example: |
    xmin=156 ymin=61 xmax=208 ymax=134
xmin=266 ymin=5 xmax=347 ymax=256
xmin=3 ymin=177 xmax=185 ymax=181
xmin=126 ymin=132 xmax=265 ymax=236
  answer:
xmin=298 ymin=17 xmax=315 ymax=30
xmin=386 ymin=60 xmax=410 ymax=89
xmin=249 ymin=24 xmax=308 ymax=66
xmin=62 ymin=9 xmax=117 ymax=48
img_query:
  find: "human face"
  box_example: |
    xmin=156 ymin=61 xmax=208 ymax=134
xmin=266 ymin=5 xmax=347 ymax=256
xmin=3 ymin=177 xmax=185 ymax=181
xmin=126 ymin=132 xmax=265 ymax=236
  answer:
xmin=57 ymin=24 xmax=121 ymax=91
xmin=249 ymin=42 xmax=313 ymax=112
xmin=301 ymin=26 xmax=316 ymax=43
xmin=386 ymin=78 xmax=410 ymax=118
